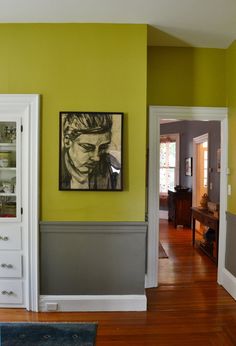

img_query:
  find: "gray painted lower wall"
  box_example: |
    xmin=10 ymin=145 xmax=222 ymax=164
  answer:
xmin=40 ymin=222 xmax=147 ymax=295
xmin=225 ymin=212 xmax=236 ymax=277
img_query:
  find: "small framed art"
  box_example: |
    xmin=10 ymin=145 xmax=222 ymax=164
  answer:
xmin=185 ymin=157 xmax=192 ymax=176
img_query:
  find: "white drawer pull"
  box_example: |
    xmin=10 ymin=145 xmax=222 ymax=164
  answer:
xmin=1 ymin=290 xmax=14 ymax=295
xmin=0 ymin=236 xmax=9 ymax=241
xmin=1 ymin=263 xmax=13 ymax=269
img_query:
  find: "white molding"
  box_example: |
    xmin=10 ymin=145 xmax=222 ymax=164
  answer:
xmin=147 ymin=106 xmax=228 ymax=289
xmin=150 ymin=106 xmax=228 ymax=119
xmin=193 ymin=133 xmax=209 ymax=144
xmin=220 ymin=269 xmax=236 ymax=300
xmin=192 ymin=133 xmax=208 ymax=207
xmin=217 ymin=117 xmax=228 ymax=285
xmin=39 ymin=295 xmax=147 ymax=312
xmin=0 ymin=94 xmax=40 ymax=312
xmin=146 ymin=112 xmax=159 ymax=288
xmin=159 ymin=210 xmax=168 ymax=219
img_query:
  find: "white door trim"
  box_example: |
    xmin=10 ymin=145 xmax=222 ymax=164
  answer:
xmin=0 ymin=94 xmax=40 ymax=311
xmin=192 ymin=133 xmax=208 ymax=207
xmin=146 ymin=106 xmax=228 ymax=289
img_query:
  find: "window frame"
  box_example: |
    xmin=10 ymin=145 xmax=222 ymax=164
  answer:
xmin=159 ymin=133 xmax=180 ymax=195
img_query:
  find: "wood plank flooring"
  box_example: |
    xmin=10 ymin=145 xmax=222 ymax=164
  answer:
xmin=1 ymin=219 xmax=236 ymax=345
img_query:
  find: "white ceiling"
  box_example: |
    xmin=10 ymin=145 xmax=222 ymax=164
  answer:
xmin=1 ymin=0 xmax=236 ymax=48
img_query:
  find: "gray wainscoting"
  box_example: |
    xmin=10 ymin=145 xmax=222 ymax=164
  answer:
xmin=225 ymin=212 xmax=236 ymax=277
xmin=40 ymin=222 xmax=147 ymax=295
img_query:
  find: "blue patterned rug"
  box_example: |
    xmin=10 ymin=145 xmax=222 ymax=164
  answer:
xmin=0 ymin=322 xmax=97 ymax=345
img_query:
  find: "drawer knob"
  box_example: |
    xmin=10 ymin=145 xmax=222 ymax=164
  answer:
xmin=1 ymin=263 xmax=13 ymax=269
xmin=0 ymin=236 xmax=8 ymax=241
xmin=1 ymin=290 xmax=14 ymax=295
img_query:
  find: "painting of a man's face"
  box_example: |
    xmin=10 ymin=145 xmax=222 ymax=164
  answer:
xmin=59 ymin=112 xmax=123 ymax=191
xmin=67 ymin=132 xmax=111 ymax=174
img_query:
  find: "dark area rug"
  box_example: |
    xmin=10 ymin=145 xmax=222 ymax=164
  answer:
xmin=159 ymin=242 xmax=168 ymax=258
xmin=0 ymin=322 xmax=97 ymax=346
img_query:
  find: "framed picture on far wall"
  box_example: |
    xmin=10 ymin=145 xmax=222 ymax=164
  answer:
xmin=185 ymin=157 xmax=192 ymax=176
xmin=59 ymin=111 xmax=123 ymax=191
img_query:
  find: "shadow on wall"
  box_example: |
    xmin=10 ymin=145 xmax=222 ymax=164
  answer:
xmin=147 ymin=25 xmax=191 ymax=47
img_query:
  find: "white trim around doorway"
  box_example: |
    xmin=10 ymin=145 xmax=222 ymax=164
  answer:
xmin=192 ymin=133 xmax=209 ymax=207
xmin=146 ymin=106 xmax=228 ymax=290
xmin=0 ymin=94 xmax=40 ymax=311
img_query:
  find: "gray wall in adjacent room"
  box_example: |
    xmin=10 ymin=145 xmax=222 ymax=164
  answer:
xmin=225 ymin=212 xmax=236 ymax=277
xmin=160 ymin=120 xmax=221 ymax=203
xmin=40 ymin=222 xmax=147 ymax=295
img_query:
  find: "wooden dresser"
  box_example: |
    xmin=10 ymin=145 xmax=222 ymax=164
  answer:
xmin=168 ymin=189 xmax=192 ymax=228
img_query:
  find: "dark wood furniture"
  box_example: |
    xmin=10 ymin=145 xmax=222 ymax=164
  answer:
xmin=168 ymin=189 xmax=192 ymax=228
xmin=191 ymin=207 xmax=219 ymax=263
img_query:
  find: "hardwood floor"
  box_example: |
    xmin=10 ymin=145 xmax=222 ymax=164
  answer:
xmin=1 ymin=219 xmax=236 ymax=345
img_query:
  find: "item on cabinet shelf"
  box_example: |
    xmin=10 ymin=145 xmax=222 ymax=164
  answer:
xmin=1 ymin=182 xmax=13 ymax=194
xmin=199 ymin=193 xmax=208 ymax=209
xmin=207 ymin=201 xmax=219 ymax=213
xmin=3 ymin=126 xmax=16 ymax=143
xmin=0 ymin=151 xmax=10 ymax=168
xmin=203 ymin=228 xmax=216 ymax=242
xmin=11 ymin=177 xmax=16 ymax=193
xmin=1 ymin=202 xmax=16 ymax=217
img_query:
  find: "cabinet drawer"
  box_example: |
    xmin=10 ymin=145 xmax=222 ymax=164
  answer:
xmin=0 ymin=252 xmax=22 ymax=278
xmin=0 ymin=280 xmax=23 ymax=304
xmin=0 ymin=225 xmax=21 ymax=250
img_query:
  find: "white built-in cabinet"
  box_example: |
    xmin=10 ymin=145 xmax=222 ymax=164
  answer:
xmin=0 ymin=95 xmax=39 ymax=311
xmin=0 ymin=118 xmax=23 ymax=306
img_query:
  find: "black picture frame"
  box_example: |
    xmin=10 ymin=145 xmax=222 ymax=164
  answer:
xmin=185 ymin=157 xmax=192 ymax=176
xmin=59 ymin=111 xmax=123 ymax=191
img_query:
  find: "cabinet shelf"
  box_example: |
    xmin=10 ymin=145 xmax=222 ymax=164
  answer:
xmin=0 ymin=167 xmax=16 ymax=171
xmin=0 ymin=193 xmax=16 ymax=197
xmin=0 ymin=143 xmax=16 ymax=147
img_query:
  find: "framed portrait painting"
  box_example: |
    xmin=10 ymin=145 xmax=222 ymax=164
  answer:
xmin=185 ymin=157 xmax=192 ymax=176
xmin=59 ymin=112 xmax=123 ymax=191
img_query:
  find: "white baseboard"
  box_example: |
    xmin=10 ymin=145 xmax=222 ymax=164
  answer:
xmin=159 ymin=210 xmax=168 ymax=219
xmin=39 ymin=294 xmax=147 ymax=312
xmin=220 ymin=268 xmax=236 ymax=300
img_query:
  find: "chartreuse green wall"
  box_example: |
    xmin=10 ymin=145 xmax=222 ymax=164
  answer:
xmin=226 ymin=41 xmax=236 ymax=213
xmin=147 ymin=46 xmax=226 ymax=106
xmin=0 ymin=24 xmax=147 ymax=221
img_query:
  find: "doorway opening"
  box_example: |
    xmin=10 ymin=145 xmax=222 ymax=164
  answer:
xmin=158 ymin=124 xmax=218 ymax=288
xmin=146 ymin=106 xmax=228 ymax=292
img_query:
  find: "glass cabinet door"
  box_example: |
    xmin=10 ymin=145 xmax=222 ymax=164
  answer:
xmin=0 ymin=120 xmax=20 ymax=221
